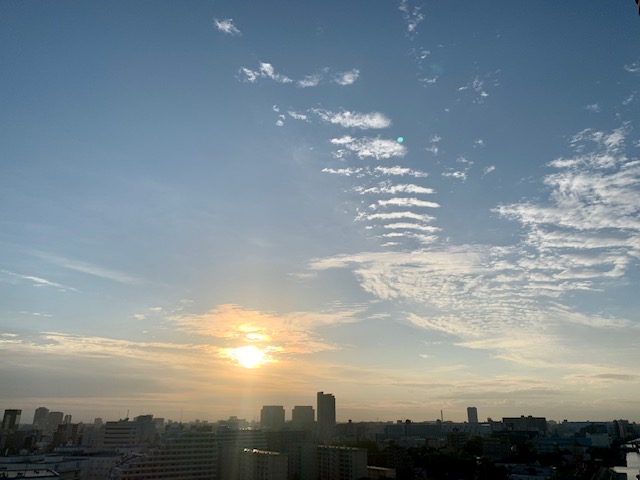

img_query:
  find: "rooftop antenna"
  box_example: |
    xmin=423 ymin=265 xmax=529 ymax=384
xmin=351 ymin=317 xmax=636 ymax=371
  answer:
xmin=126 ymin=409 xmax=129 ymax=420
xmin=441 ymin=410 xmax=444 ymax=422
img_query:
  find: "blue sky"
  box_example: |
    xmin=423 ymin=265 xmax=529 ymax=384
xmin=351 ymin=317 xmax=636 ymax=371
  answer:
xmin=1 ymin=0 xmax=640 ymax=424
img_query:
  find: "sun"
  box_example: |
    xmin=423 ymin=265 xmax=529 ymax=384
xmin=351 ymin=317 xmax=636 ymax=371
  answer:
xmin=231 ymin=345 xmax=266 ymax=368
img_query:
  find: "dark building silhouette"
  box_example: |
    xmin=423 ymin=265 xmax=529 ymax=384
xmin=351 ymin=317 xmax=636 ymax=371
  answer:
xmin=317 ymin=392 xmax=336 ymax=442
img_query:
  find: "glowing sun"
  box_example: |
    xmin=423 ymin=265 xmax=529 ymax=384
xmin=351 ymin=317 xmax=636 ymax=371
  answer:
xmin=231 ymin=345 xmax=267 ymax=368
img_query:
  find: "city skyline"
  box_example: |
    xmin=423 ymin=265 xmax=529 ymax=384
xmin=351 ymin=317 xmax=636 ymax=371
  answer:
xmin=2 ymin=1 xmax=640 ymax=423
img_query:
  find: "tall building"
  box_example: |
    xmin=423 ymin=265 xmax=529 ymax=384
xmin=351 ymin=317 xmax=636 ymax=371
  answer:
xmin=467 ymin=407 xmax=478 ymax=424
xmin=63 ymin=414 xmax=72 ymax=425
xmin=1 ymin=409 xmax=21 ymax=431
xmin=260 ymin=406 xmax=285 ymax=431
xmin=317 ymin=392 xmax=336 ymax=442
xmin=291 ymin=406 xmax=315 ymax=429
xmin=46 ymin=411 xmax=64 ymax=433
xmin=33 ymin=407 xmax=49 ymax=430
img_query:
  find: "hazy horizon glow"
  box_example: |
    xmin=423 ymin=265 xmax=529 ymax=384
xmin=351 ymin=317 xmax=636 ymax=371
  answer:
xmin=1 ymin=0 xmax=640 ymax=425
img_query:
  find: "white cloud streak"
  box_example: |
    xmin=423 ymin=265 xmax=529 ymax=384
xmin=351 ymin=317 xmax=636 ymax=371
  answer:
xmin=330 ymin=136 xmax=406 ymax=159
xmin=213 ymin=18 xmax=241 ymax=35
xmin=316 ymin=110 xmax=391 ymax=129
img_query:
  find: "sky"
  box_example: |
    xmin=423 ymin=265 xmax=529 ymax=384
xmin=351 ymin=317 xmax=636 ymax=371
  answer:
xmin=1 ymin=0 xmax=640 ymax=425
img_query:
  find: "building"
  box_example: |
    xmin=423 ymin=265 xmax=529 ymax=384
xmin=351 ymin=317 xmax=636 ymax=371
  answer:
xmin=291 ymin=406 xmax=315 ymax=430
xmin=110 ymin=430 xmax=217 ymax=480
xmin=467 ymin=407 xmax=478 ymax=424
xmin=260 ymin=406 xmax=285 ymax=431
xmin=33 ymin=407 xmax=49 ymax=430
xmin=216 ymin=427 xmax=268 ymax=480
xmin=1 ymin=410 xmax=21 ymax=431
xmin=102 ymin=416 xmax=156 ymax=449
xmin=317 ymin=392 xmax=336 ymax=442
xmin=317 ymin=445 xmax=367 ymax=480
xmin=45 ymin=412 xmax=64 ymax=434
xmin=502 ymin=416 xmax=547 ymax=433
xmin=239 ymin=449 xmax=288 ymax=480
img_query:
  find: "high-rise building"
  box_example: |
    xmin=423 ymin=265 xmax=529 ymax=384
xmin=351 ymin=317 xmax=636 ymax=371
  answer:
xmin=260 ymin=406 xmax=285 ymax=431
xmin=46 ymin=411 xmax=64 ymax=433
xmin=33 ymin=407 xmax=49 ymax=430
xmin=317 ymin=392 xmax=336 ymax=442
xmin=63 ymin=414 xmax=72 ymax=424
xmin=1 ymin=409 xmax=21 ymax=431
xmin=291 ymin=406 xmax=314 ymax=429
xmin=467 ymin=407 xmax=478 ymax=424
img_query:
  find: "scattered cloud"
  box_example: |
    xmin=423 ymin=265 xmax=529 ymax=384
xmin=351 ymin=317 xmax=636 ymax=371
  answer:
xmin=315 ymin=110 xmax=391 ymax=130
xmin=213 ymin=18 xmax=241 ymax=35
xmin=482 ymin=165 xmax=496 ymax=176
xmin=398 ymin=0 xmax=425 ymax=35
xmin=288 ymin=111 xmax=308 ymax=121
xmin=442 ymin=170 xmax=467 ymax=181
xmin=333 ymin=69 xmax=360 ymax=86
xmin=330 ymin=136 xmax=406 ymax=159
xmin=375 ymin=166 xmax=428 ymax=177
xmin=624 ymin=61 xmax=640 ymax=73
xmin=298 ymin=74 xmax=322 ymax=88
xmin=239 ymin=62 xmax=293 ymax=84
xmin=585 ymin=103 xmax=601 ymax=113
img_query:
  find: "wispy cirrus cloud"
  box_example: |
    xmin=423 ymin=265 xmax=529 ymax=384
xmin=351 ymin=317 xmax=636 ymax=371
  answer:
xmin=373 ymin=197 xmax=440 ymax=209
xmin=213 ymin=18 xmax=241 ymax=35
xmin=171 ymin=304 xmax=363 ymax=362
xmin=330 ymin=136 xmax=407 ymax=159
xmin=239 ymin=64 xmax=359 ymax=87
xmin=34 ymin=252 xmax=143 ymax=285
xmin=0 ymin=269 xmax=77 ymax=292
xmin=308 ymin=124 xmax=640 ymax=369
xmin=355 ymin=183 xmax=434 ymax=195
xmin=315 ymin=109 xmax=391 ymax=129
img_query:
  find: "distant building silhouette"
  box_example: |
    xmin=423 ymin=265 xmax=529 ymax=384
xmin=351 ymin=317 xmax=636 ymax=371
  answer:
xmin=503 ymin=415 xmax=547 ymax=433
xmin=260 ymin=406 xmax=285 ymax=431
xmin=317 ymin=392 xmax=336 ymax=442
xmin=32 ymin=407 xmax=49 ymax=430
xmin=45 ymin=411 xmax=64 ymax=434
xmin=291 ymin=405 xmax=314 ymax=429
xmin=467 ymin=406 xmax=478 ymax=424
xmin=1 ymin=409 xmax=21 ymax=431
